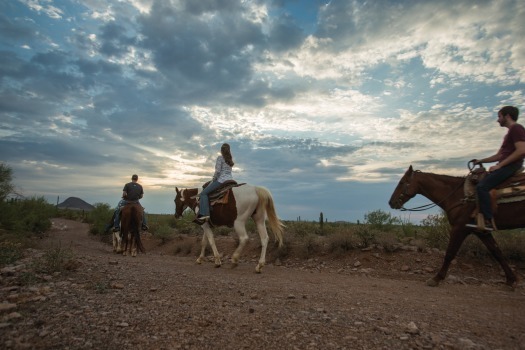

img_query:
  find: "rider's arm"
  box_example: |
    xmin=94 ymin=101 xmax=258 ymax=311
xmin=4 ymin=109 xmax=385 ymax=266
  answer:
xmin=491 ymin=141 xmax=525 ymax=170
xmin=477 ymin=152 xmax=502 ymax=164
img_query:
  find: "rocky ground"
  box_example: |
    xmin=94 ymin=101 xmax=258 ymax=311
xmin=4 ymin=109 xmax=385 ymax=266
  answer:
xmin=1 ymin=218 xmax=525 ymax=349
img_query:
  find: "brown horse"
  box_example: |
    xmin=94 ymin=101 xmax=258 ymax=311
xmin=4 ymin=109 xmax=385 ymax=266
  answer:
xmin=389 ymin=165 xmax=521 ymax=289
xmin=120 ymin=202 xmax=145 ymax=257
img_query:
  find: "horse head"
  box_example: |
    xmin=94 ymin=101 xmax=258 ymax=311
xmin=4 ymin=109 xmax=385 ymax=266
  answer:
xmin=388 ymin=165 xmax=418 ymax=209
xmin=174 ymin=187 xmax=197 ymax=218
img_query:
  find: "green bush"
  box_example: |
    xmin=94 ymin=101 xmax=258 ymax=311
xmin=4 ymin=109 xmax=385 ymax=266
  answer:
xmin=0 ymin=241 xmax=23 ymax=266
xmin=0 ymin=197 xmax=54 ymax=233
xmin=364 ymin=209 xmax=401 ymax=231
xmin=420 ymin=212 xmax=450 ymax=250
xmin=86 ymin=203 xmax=113 ymax=235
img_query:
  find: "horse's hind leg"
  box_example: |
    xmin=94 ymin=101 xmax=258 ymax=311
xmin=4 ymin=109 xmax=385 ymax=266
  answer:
xmin=427 ymin=227 xmax=468 ymax=287
xmin=131 ymin=233 xmax=137 ymax=257
xmin=253 ymin=218 xmax=269 ymax=273
xmin=478 ymin=233 xmax=518 ymax=289
xmin=231 ymin=220 xmax=249 ymax=269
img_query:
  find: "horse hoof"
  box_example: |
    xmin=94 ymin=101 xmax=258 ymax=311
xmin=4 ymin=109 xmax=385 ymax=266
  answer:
xmin=230 ymin=262 xmax=238 ymax=269
xmin=504 ymin=281 xmax=517 ymax=291
xmin=426 ymin=278 xmax=439 ymax=287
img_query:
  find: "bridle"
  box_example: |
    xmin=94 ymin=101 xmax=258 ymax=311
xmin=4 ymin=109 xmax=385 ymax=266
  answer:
xmin=398 ymin=170 xmax=465 ymax=212
xmin=174 ymin=188 xmax=198 ymax=217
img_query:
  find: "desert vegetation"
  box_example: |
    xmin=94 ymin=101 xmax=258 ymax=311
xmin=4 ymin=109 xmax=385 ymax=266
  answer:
xmin=1 ymin=161 xmax=525 ymax=276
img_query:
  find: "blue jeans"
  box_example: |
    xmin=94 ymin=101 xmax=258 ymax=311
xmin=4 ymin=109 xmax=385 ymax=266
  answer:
xmin=198 ymin=181 xmax=222 ymax=216
xmin=113 ymin=200 xmax=148 ymax=227
xmin=476 ymin=163 xmax=522 ymax=220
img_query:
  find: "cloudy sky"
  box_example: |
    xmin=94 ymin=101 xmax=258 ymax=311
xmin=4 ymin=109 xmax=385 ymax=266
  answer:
xmin=1 ymin=0 xmax=524 ymax=223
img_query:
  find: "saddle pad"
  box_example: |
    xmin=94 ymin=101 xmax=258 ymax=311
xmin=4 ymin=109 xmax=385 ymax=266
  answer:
xmin=211 ymin=189 xmax=230 ymax=205
xmin=497 ymin=195 xmax=525 ymax=204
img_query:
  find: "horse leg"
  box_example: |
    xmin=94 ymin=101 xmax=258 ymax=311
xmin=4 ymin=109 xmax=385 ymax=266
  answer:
xmin=203 ymin=226 xmax=222 ymax=267
xmin=131 ymin=232 xmax=137 ymax=257
xmin=196 ymin=231 xmax=209 ymax=264
xmin=477 ymin=233 xmax=518 ymax=289
xmin=112 ymin=232 xmax=117 ymax=252
xmin=427 ymin=227 xmax=468 ymax=287
xmin=231 ymin=220 xmax=249 ymax=269
xmin=253 ymin=219 xmax=269 ymax=273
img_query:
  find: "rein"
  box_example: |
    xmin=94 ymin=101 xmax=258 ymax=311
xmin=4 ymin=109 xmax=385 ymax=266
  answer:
xmin=400 ymin=170 xmax=467 ymax=212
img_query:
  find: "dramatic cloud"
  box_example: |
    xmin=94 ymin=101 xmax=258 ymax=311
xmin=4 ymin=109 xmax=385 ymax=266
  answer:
xmin=1 ymin=0 xmax=524 ymax=222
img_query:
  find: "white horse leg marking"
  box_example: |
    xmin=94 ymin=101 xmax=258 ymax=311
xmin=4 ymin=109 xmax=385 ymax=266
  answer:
xmin=196 ymin=231 xmax=208 ymax=264
xmin=255 ymin=218 xmax=269 ymax=273
xmin=132 ymin=234 xmax=137 ymax=257
xmin=203 ymin=225 xmax=221 ymax=267
xmin=231 ymin=220 xmax=249 ymax=267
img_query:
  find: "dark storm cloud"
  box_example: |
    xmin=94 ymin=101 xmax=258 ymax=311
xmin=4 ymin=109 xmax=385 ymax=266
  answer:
xmin=135 ymin=0 xmax=306 ymax=106
xmin=0 ymin=13 xmax=35 ymax=43
xmin=0 ymin=138 xmax=118 ymax=167
xmin=99 ymin=22 xmax=138 ymax=57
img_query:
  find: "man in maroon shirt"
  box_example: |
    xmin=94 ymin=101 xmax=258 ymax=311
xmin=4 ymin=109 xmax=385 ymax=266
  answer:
xmin=467 ymin=106 xmax=525 ymax=231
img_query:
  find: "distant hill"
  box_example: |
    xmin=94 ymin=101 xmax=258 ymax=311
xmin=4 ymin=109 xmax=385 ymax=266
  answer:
xmin=57 ymin=197 xmax=95 ymax=211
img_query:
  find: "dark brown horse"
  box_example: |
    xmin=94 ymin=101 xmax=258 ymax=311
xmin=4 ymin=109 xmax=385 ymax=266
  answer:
xmin=389 ymin=165 xmax=521 ymax=289
xmin=120 ymin=202 xmax=145 ymax=257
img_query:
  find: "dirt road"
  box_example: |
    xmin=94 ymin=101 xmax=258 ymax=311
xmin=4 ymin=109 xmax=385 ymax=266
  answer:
xmin=1 ymin=218 xmax=525 ymax=349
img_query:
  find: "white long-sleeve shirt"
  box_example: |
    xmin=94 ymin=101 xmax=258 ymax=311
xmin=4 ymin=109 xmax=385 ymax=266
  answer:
xmin=212 ymin=155 xmax=233 ymax=183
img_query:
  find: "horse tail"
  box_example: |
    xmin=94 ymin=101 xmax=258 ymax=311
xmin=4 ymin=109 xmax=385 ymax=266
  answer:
xmin=131 ymin=204 xmax=145 ymax=253
xmin=255 ymin=186 xmax=285 ymax=247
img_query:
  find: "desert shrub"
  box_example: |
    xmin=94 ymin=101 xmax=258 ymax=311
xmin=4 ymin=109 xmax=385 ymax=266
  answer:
xmin=295 ymin=233 xmax=322 ymax=259
xmin=364 ymin=209 xmax=401 ymax=231
xmin=285 ymin=221 xmax=320 ymax=237
xmin=496 ymin=230 xmax=525 ymax=262
xmin=0 ymin=241 xmax=23 ymax=266
xmin=375 ymin=232 xmax=400 ymax=252
xmin=56 ymin=209 xmax=84 ymax=221
xmin=0 ymin=197 xmax=54 ymax=233
xmin=155 ymin=224 xmax=176 ymax=244
xmin=354 ymin=225 xmax=379 ymax=248
xmin=173 ymin=239 xmax=195 ymax=255
xmin=420 ymin=212 xmax=450 ymax=250
xmin=34 ymin=244 xmax=77 ymax=274
xmin=86 ymin=203 xmax=113 ymax=235
xmin=326 ymin=229 xmax=361 ymax=255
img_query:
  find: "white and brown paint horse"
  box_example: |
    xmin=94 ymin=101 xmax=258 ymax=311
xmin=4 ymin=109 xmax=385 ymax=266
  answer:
xmin=174 ymin=184 xmax=285 ymax=273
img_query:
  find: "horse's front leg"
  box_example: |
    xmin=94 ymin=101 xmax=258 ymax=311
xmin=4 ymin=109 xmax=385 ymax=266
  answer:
xmin=112 ymin=232 xmax=117 ymax=253
xmin=231 ymin=221 xmax=249 ymax=269
xmin=427 ymin=226 xmax=468 ymax=287
xmin=203 ymin=226 xmax=221 ymax=268
xmin=478 ymin=233 xmax=518 ymax=289
xmin=196 ymin=230 xmax=208 ymax=264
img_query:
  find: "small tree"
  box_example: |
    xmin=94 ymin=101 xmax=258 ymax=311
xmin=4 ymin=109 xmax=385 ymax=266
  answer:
xmin=364 ymin=209 xmax=401 ymax=231
xmin=0 ymin=163 xmax=14 ymax=202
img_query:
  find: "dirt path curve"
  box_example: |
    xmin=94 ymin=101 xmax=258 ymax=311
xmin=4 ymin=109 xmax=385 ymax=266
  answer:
xmin=2 ymin=218 xmax=525 ymax=349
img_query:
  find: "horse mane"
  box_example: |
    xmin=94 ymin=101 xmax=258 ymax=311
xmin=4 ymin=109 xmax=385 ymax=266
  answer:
xmin=415 ymin=170 xmax=466 ymax=181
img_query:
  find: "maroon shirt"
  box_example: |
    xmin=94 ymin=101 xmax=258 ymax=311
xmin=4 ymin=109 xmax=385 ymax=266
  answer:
xmin=499 ymin=123 xmax=525 ymax=167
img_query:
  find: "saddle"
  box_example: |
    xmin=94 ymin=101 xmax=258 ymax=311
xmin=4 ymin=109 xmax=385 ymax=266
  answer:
xmin=464 ymin=167 xmax=525 ymax=227
xmin=465 ymin=167 xmax=525 ymax=200
xmin=200 ymin=180 xmax=245 ymax=205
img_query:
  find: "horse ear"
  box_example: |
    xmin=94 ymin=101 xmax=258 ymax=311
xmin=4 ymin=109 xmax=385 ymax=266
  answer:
xmin=409 ymin=165 xmax=413 ymax=172
xmin=175 ymin=187 xmax=180 ymax=194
